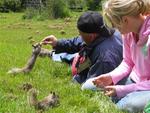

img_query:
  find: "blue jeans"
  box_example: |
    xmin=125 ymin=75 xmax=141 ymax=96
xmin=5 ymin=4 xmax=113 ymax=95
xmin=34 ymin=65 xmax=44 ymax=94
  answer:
xmin=81 ymin=77 xmax=150 ymax=113
xmin=117 ymin=91 xmax=150 ymax=113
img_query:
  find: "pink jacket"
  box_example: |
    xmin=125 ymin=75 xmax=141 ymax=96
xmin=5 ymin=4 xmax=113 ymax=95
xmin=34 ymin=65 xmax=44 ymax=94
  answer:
xmin=110 ymin=16 xmax=150 ymax=98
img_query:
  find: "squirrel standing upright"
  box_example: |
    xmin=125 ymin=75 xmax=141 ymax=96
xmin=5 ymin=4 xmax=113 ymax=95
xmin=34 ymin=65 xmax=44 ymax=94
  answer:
xmin=7 ymin=43 xmax=51 ymax=75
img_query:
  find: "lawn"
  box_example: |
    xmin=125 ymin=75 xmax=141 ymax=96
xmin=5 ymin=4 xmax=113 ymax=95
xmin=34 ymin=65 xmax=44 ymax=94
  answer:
xmin=0 ymin=12 xmax=127 ymax=113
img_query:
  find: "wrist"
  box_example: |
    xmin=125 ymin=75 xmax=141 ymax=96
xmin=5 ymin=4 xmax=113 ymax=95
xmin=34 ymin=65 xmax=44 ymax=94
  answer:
xmin=52 ymin=41 xmax=58 ymax=48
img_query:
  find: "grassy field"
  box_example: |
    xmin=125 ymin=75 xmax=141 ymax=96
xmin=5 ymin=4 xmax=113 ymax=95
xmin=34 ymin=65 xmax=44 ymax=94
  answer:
xmin=0 ymin=12 xmax=127 ymax=113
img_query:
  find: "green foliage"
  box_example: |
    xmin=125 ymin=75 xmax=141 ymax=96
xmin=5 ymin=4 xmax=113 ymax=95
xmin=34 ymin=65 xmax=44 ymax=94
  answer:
xmin=67 ymin=0 xmax=85 ymax=11
xmin=0 ymin=0 xmax=22 ymax=12
xmin=22 ymin=8 xmax=39 ymax=19
xmin=0 ymin=0 xmax=104 ymax=13
xmin=22 ymin=7 xmax=49 ymax=21
xmin=85 ymin=0 xmax=102 ymax=11
xmin=23 ymin=0 xmax=70 ymax=20
xmin=45 ymin=0 xmax=70 ymax=19
xmin=67 ymin=0 xmax=103 ymax=11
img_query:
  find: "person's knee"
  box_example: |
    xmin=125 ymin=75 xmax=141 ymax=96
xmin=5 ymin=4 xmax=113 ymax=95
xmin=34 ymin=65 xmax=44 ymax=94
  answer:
xmin=117 ymin=101 xmax=143 ymax=113
xmin=117 ymin=92 xmax=147 ymax=113
xmin=81 ymin=78 xmax=96 ymax=90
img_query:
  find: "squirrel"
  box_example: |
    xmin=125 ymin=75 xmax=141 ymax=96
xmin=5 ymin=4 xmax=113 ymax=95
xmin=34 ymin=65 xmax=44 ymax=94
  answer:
xmin=27 ymin=88 xmax=59 ymax=111
xmin=7 ymin=43 xmax=52 ymax=75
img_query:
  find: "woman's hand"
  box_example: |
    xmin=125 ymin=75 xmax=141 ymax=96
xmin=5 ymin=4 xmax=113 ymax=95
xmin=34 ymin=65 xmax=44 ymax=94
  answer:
xmin=93 ymin=74 xmax=113 ymax=88
xmin=104 ymin=85 xmax=117 ymax=96
xmin=41 ymin=35 xmax=58 ymax=47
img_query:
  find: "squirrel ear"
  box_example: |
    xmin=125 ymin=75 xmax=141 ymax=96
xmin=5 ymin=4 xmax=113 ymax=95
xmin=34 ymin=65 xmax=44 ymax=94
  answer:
xmin=32 ymin=44 xmax=36 ymax=48
xmin=52 ymin=92 xmax=56 ymax=96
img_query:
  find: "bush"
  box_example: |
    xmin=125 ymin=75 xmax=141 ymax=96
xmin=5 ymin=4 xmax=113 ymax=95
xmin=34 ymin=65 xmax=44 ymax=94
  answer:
xmin=46 ymin=0 xmax=70 ymax=19
xmin=23 ymin=0 xmax=70 ymax=20
xmin=67 ymin=0 xmax=103 ymax=11
xmin=22 ymin=8 xmax=40 ymax=19
xmin=85 ymin=0 xmax=101 ymax=11
xmin=0 ymin=0 xmax=22 ymax=12
xmin=67 ymin=0 xmax=85 ymax=11
xmin=23 ymin=7 xmax=50 ymax=21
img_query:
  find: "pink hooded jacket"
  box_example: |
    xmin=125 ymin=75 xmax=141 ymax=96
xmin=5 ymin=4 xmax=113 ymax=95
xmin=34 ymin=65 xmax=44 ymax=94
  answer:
xmin=110 ymin=16 xmax=150 ymax=98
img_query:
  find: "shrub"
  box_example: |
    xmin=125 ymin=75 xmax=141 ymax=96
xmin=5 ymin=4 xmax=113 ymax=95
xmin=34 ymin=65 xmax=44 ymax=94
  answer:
xmin=67 ymin=0 xmax=103 ymax=11
xmin=23 ymin=7 xmax=50 ymax=21
xmin=0 ymin=0 xmax=22 ymax=12
xmin=46 ymin=0 xmax=70 ymax=19
xmin=23 ymin=0 xmax=70 ymax=20
xmin=85 ymin=0 xmax=102 ymax=11
xmin=67 ymin=0 xmax=85 ymax=11
xmin=22 ymin=8 xmax=39 ymax=19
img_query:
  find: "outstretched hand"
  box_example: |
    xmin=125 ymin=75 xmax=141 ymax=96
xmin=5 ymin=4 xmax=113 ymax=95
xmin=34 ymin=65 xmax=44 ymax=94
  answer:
xmin=93 ymin=74 xmax=113 ymax=88
xmin=41 ymin=35 xmax=58 ymax=47
xmin=92 ymin=74 xmax=117 ymax=97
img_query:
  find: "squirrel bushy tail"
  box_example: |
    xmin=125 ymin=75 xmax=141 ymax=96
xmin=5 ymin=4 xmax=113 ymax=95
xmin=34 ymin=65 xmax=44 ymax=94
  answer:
xmin=28 ymin=88 xmax=59 ymax=110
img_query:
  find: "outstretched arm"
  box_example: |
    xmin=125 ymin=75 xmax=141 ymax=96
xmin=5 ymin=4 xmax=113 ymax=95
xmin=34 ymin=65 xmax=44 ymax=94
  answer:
xmin=41 ymin=35 xmax=83 ymax=54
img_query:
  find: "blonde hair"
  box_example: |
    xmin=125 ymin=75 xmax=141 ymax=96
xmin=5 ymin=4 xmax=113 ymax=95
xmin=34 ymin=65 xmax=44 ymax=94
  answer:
xmin=104 ymin=0 xmax=150 ymax=27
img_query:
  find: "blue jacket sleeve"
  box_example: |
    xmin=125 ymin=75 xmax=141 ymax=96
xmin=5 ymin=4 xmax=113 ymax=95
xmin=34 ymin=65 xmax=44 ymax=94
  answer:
xmin=54 ymin=36 xmax=83 ymax=54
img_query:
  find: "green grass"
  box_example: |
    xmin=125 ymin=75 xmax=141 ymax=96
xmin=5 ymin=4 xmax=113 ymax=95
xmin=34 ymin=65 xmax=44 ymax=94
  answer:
xmin=0 ymin=12 xmax=127 ymax=113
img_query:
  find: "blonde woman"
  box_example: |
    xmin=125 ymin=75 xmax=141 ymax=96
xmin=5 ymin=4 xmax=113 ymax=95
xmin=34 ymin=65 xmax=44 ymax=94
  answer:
xmin=81 ymin=0 xmax=150 ymax=112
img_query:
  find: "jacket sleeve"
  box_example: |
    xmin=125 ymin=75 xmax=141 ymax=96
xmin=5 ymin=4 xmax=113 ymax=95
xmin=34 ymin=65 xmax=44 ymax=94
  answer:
xmin=110 ymin=34 xmax=134 ymax=84
xmin=54 ymin=36 xmax=83 ymax=54
xmin=115 ymin=80 xmax=150 ymax=98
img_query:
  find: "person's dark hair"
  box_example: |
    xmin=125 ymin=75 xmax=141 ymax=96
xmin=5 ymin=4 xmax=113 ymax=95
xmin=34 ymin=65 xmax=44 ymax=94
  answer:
xmin=77 ymin=11 xmax=115 ymax=37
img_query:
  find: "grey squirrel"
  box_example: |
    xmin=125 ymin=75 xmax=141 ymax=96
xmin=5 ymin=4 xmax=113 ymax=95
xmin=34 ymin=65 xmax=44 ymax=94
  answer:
xmin=7 ymin=43 xmax=52 ymax=75
xmin=27 ymin=88 xmax=59 ymax=110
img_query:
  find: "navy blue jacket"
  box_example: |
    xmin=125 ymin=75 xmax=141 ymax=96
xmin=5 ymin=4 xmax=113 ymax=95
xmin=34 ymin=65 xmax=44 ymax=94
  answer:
xmin=54 ymin=30 xmax=123 ymax=83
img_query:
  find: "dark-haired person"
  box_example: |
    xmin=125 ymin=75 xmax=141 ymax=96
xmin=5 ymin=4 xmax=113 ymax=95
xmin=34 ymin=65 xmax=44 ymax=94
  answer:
xmin=42 ymin=11 xmax=123 ymax=84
